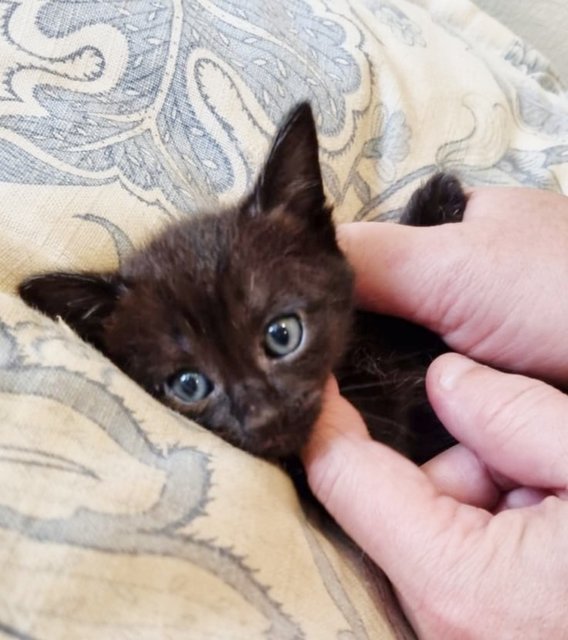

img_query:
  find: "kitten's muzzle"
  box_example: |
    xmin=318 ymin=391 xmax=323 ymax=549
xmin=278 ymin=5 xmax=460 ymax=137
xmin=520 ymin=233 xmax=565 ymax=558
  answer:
xmin=241 ymin=403 xmax=280 ymax=434
xmin=243 ymin=402 xmax=321 ymax=458
xmin=230 ymin=380 xmax=279 ymax=432
xmin=224 ymin=380 xmax=322 ymax=457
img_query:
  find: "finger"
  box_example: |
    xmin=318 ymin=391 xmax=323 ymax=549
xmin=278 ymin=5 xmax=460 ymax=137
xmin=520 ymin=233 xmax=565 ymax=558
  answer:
xmin=302 ymin=378 xmax=489 ymax=590
xmin=427 ymin=353 xmax=568 ymax=490
xmin=337 ymin=221 xmax=473 ymax=334
xmin=494 ymin=487 xmax=552 ymax=513
xmin=340 ymin=188 xmax=564 ymax=312
xmin=421 ymin=444 xmax=501 ymax=509
xmin=338 ymin=188 xmax=568 ymax=384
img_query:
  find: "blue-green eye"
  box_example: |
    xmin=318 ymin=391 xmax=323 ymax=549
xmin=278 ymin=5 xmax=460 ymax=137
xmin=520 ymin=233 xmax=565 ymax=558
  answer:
xmin=264 ymin=314 xmax=303 ymax=358
xmin=166 ymin=371 xmax=212 ymax=404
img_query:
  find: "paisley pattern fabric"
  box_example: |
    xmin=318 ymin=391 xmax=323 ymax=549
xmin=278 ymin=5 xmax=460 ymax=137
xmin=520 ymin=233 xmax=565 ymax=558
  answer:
xmin=0 ymin=0 xmax=567 ymax=637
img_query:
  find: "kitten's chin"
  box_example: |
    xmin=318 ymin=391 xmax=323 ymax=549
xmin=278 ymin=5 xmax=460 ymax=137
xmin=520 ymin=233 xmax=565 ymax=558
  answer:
xmin=233 ymin=407 xmax=320 ymax=460
xmin=243 ymin=427 xmax=313 ymax=460
xmin=251 ymin=399 xmax=325 ymax=459
xmin=187 ymin=392 xmax=324 ymax=459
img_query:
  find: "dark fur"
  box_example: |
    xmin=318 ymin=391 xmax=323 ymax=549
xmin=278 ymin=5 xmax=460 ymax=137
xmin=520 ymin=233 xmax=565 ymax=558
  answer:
xmin=19 ymin=103 xmax=465 ymax=463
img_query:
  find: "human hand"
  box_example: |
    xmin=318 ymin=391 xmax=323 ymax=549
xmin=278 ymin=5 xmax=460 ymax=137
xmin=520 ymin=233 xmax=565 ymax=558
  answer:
xmin=303 ymin=186 xmax=568 ymax=637
xmin=304 ymin=356 xmax=568 ymax=638
xmin=338 ymin=187 xmax=568 ymax=383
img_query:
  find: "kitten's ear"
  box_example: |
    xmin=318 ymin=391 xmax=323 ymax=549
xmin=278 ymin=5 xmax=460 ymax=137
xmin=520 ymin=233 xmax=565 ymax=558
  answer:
xmin=18 ymin=272 xmax=125 ymax=349
xmin=253 ymin=102 xmax=328 ymax=223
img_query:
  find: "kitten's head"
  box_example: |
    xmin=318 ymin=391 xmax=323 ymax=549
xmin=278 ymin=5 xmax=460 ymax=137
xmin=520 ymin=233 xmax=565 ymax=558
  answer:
xmin=19 ymin=103 xmax=354 ymax=458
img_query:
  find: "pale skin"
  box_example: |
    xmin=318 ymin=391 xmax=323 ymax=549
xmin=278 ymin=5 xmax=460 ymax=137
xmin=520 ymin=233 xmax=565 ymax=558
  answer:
xmin=302 ymin=187 xmax=568 ymax=639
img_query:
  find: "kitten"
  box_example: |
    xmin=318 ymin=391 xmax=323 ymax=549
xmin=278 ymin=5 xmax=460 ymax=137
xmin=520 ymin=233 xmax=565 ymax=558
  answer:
xmin=18 ymin=103 xmax=465 ymax=463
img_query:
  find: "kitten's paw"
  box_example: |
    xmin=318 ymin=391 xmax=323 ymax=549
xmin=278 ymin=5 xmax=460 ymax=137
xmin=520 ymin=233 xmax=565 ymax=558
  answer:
xmin=401 ymin=173 xmax=467 ymax=227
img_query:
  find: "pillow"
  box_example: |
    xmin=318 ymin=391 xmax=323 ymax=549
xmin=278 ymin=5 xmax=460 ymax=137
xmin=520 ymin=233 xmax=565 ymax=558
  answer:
xmin=1 ymin=0 xmax=567 ymax=637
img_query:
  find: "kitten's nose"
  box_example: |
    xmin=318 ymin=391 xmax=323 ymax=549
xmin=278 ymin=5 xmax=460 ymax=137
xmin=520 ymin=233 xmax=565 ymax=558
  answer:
xmin=244 ymin=403 xmax=279 ymax=432
xmin=230 ymin=381 xmax=278 ymax=431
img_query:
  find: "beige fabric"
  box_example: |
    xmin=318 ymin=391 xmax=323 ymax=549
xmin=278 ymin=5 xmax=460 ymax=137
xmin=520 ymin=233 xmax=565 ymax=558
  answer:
xmin=1 ymin=0 xmax=568 ymax=637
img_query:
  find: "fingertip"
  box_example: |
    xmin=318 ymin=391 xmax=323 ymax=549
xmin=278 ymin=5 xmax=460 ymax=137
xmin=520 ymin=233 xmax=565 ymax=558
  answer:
xmin=494 ymin=487 xmax=552 ymax=512
xmin=427 ymin=355 xmax=568 ymax=489
xmin=302 ymin=376 xmax=370 ymax=468
xmin=318 ymin=376 xmax=370 ymax=440
xmin=422 ymin=444 xmax=501 ymax=509
xmin=322 ymin=374 xmax=340 ymax=396
xmin=427 ymin=353 xmax=479 ymax=394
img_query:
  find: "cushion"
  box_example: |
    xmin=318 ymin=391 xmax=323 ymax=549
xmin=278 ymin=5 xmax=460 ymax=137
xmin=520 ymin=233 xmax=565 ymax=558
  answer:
xmin=1 ymin=0 xmax=567 ymax=637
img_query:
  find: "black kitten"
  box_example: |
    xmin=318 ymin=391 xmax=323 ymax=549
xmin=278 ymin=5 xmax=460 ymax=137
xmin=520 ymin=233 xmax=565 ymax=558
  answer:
xmin=19 ymin=103 xmax=465 ymax=463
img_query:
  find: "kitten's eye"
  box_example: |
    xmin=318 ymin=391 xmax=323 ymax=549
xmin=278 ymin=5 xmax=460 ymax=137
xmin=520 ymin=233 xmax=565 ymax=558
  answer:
xmin=264 ymin=314 xmax=303 ymax=358
xmin=166 ymin=371 xmax=212 ymax=404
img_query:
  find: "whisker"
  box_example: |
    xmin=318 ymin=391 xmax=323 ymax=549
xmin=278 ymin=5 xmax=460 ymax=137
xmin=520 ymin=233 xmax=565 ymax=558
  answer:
xmin=342 ymin=374 xmax=426 ymax=395
xmin=341 ymin=381 xmax=387 ymax=392
xmin=357 ymin=410 xmax=404 ymax=432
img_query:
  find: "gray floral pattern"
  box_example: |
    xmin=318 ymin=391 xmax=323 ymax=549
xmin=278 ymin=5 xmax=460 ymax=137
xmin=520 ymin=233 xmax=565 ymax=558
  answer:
xmin=505 ymin=40 xmax=565 ymax=94
xmin=0 ymin=0 xmax=363 ymax=212
xmin=362 ymin=0 xmax=426 ymax=46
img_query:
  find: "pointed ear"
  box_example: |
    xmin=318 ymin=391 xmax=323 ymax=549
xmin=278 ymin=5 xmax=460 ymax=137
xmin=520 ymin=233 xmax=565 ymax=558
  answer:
xmin=18 ymin=272 xmax=125 ymax=349
xmin=254 ymin=102 xmax=328 ymax=223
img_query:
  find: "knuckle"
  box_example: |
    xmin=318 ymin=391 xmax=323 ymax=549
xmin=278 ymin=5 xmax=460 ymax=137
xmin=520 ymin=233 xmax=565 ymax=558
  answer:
xmin=478 ymin=377 xmax=553 ymax=447
xmin=416 ymin=229 xmax=480 ymax=335
xmin=306 ymin=446 xmax=350 ymax=509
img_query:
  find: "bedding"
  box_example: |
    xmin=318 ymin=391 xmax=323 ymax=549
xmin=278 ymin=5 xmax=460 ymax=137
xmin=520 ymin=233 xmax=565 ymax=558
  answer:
xmin=474 ymin=0 xmax=568 ymax=84
xmin=1 ymin=0 xmax=568 ymax=638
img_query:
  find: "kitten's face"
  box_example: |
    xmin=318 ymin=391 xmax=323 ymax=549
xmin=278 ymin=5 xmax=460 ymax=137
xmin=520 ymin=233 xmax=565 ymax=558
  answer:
xmin=18 ymin=103 xmax=354 ymax=458
xmin=105 ymin=206 xmax=353 ymax=456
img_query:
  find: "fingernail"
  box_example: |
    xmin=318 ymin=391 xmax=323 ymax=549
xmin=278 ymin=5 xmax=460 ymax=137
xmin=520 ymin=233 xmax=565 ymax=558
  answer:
xmin=437 ymin=354 xmax=476 ymax=391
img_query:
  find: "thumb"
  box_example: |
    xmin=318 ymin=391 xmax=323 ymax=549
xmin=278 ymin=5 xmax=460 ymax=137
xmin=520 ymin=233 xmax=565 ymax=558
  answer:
xmin=302 ymin=378 xmax=489 ymax=591
xmin=337 ymin=221 xmax=466 ymax=328
xmin=427 ymin=353 xmax=568 ymax=491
